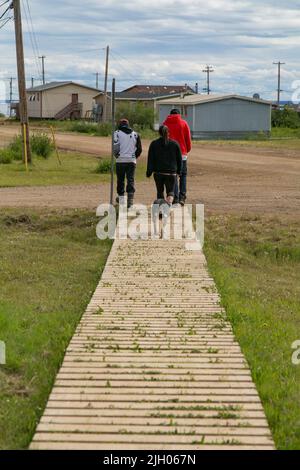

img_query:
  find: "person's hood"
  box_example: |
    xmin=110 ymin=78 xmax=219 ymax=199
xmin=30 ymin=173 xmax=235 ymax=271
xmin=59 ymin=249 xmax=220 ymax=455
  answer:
xmin=118 ymin=125 xmax=133 ymax=135
xmin=164 ymin=114 xmax=182 ymax=124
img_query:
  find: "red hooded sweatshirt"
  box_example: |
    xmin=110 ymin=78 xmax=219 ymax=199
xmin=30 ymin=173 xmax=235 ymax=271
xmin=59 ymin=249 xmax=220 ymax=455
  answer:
xmin=163 ymin=114 xmax=192 ymax=157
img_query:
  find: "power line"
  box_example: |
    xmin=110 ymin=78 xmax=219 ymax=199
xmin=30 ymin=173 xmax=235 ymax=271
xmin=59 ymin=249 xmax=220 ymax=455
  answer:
xmin=0 ymin=2 xmax=12 ymax=20
xmin=0 ymin=15 xmax=12 ymax=28
xmin=0 ymin=0 xmax=10 ymax=8
xmin=22 ymin=0 xmax=43 ymax=81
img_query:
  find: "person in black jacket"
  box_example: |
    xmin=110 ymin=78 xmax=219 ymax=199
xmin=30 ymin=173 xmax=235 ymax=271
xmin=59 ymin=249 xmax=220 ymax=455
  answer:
xmin=146 ymin=126 xmax=182 ymax=205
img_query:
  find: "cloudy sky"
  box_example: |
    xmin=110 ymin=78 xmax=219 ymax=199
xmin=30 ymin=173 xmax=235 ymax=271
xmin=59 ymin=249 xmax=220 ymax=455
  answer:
xmin=0 ymin=0 xmax=299 ymax=108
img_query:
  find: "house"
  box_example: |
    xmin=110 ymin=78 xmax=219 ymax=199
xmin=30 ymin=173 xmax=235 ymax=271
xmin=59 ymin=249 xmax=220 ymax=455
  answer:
xmin=26 ymin=81 xmax=100 ymax=119
xmin=93 ymin=85 xmax=195 ymax=128
xmin=121 ymin=85 xmax=195 ymax=96
xmin=158 ymin=94 xmax=272 ymax=140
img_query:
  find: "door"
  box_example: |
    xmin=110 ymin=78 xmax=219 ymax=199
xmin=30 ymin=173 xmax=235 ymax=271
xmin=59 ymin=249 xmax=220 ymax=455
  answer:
xmin=72 ymin=93 xmax=79 ymax=104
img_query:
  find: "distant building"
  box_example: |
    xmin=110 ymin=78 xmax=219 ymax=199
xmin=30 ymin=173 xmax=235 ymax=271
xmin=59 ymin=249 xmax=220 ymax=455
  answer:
xmin=121 ymin=84 xmax=195 ymax=96
xmin=158 ymin=94 xmax=272 ymax=140
xmin=272 ymin=101 xmax=300 ymax=112
xmin=26 ymin=81 xmax=100 ymax=119
xmin=94 ymin=84 xmax=195 ymax=127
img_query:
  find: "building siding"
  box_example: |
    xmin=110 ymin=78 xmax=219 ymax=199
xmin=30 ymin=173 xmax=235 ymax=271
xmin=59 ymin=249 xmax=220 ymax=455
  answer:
xmin=27 ymin=84 xmax=97 ymax=119
xmin=159 ymin=98 xmax=271 ymax=140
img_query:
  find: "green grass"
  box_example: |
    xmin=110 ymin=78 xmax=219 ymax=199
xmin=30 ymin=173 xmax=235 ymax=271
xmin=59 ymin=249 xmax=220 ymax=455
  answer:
xmin=197 ymin=127 xmax=300 ymax=150
xmin=204 ymin=215 xmax=300 ymax=450
xmin=0 ymin=151 xmax=147 ymax=188
xmin=8 ymin=119 xmax=157 ymax=140
xmin=0 ymin=209 xmax=112 ymax=450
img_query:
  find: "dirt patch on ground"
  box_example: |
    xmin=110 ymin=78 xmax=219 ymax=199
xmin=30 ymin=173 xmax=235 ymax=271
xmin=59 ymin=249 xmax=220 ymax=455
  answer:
xmin=0 ymin=126 xmax=299 ymax=218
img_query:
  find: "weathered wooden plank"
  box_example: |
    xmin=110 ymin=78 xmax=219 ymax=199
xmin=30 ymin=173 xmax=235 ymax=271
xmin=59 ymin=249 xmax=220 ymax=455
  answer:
xmin=30 ymin=233 xmax=274 ymax=450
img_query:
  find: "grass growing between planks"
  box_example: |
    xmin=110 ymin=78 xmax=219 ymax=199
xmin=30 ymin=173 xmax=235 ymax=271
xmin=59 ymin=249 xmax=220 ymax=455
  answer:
xmin=204 ymin=215 xmax=300 ymax=450
xmin=0 ymin=210 xmax=112 ymax=449
xmin=0 ymin=151 xmax=147 ymax=188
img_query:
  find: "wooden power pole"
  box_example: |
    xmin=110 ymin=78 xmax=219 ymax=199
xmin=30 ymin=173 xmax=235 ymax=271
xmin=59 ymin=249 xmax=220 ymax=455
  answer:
xmin=103 ymin=45 xmax=110 ymax=122
xmin=94 ymin=72 xmax=100 ymax=89
xmin=13 ymin=0 xmax=31 ymax=163
xmin=273 ymin=61 xmax=285 ymax=106
xmin=39 ymin=55 xmax=46 ymax=85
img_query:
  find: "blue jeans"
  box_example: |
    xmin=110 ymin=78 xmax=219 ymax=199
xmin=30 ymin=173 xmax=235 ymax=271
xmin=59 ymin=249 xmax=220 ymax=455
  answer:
xmin=174 ymin=160 xmax=187 ymax=202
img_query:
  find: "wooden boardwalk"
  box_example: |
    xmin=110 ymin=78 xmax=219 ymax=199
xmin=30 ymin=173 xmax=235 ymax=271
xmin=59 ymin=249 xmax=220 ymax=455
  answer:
xmin=31 ymin=235 xmax=274 ymax=450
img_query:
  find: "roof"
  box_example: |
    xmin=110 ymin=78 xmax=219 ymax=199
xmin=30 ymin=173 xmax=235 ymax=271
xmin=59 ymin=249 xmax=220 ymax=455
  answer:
xmin=93 ymin=91 xmax=194 ymax=101
xmin=121 ymin=85 xmax=195 ymax=95
xmin=158 ymin=93 xmax=272 ymax=106
xmin=27 ymin=81 xmax=101 ymax=93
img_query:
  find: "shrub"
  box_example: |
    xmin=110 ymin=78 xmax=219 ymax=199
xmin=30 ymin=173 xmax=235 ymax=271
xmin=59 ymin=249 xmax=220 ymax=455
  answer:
xmin=272 ymin=107 xmax=300 ymax=129
xmin=31 ymin=133 xmax=54 ymax=159
xmin=6 ymin=133 xmax=54 ymax=161
xmin=95 ymin=158 xmax=112 ymax=174
xmin=95 ymin=123 xmax=112 ymax=137
xmin=71 ymin=122 xmax=111 ymax=137
xmin=116 ymin=102 xmax=155 ymax=129
xmin=8 ymin=135 xmax=23 ymax=160
xmin=0 ymin=149 xmax=13 ymax=164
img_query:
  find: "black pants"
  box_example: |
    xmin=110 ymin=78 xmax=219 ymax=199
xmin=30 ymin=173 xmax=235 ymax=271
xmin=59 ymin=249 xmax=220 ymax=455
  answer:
xmin=116 ymin=163 xmax=136 ymax=196
xmin=154 ymin=173 xmax=177 ymax=199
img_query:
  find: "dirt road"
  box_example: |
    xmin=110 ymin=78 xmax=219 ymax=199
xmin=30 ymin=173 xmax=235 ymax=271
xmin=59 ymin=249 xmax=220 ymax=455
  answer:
xmin=0 ymin=125 xmax=299 ymax=216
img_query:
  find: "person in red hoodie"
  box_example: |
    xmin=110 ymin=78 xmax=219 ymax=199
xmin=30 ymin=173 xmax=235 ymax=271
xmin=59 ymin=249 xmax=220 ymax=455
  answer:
xmin=163 ymin=109 xmax=192 ymax=206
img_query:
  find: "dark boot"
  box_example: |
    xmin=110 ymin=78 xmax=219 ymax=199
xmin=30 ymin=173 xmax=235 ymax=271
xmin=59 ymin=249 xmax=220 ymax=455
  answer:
xmin=127 ymin=193 xmax=134 ymax=208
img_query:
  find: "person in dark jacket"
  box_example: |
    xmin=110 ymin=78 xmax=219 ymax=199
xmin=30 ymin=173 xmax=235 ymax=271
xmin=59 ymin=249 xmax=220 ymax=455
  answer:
xmin=146 ymin=125 xmax=182 ymax=205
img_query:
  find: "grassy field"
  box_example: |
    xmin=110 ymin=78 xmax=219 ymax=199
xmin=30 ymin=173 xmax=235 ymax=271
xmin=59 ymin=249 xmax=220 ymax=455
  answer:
xmin=0 ymin=210 xmax=112 ymax=450
xmin=204 ymin=215 xmax=300 ymax=450
xmin=198 ymin=127 xmax=300 ymax=151
xmin=2 ymin=118 xmax=157 ymax=140
xmin=0 ymin=151 xmax=147 ymax=188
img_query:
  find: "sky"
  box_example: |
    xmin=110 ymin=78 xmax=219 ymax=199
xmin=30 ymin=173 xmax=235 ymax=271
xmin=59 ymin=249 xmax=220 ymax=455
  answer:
xmin=0 ymin=0 xmax=300 ymax=112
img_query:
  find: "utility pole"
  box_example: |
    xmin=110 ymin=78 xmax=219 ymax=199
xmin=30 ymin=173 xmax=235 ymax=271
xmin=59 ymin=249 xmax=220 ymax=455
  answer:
xmin=13 ymin=0 xmax=31 ymax=163
xmin=94 ymin=72 xmax=100 ymax=89
xmin=273 ymin=61 xmax=285 ymax=106
xmin=9 ymin=77 xmax=16 ymax=117
xmin=103 ymin=45 xmax=110 ymax=122
xmin=31 ymin=77 xmax=35 ymax=88
xmin=110 ymin=78 xmax=116 ymax=205
xmin=202 ymin=65 xmax=214 ymax=95
xmin=39 ymin=55 xmax=46 ymax=85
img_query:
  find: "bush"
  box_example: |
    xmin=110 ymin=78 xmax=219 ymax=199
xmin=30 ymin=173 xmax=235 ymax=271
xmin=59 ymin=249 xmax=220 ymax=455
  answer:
xmin=8 ymin=135 xmax=23 ymax=160
xmin=116 ymin=102 xmax=155 ymax=129
xmin=95 ymin=158 xmax=112 ymax=174
xmin=6 ymin=133 xmax=54 ymax=161
xmin=71 ymin=121 xmax=111 ymax=137
xmin=272 ymin=107 xmax=300 ymax=129
xmin=0 ymin=149 xmax=13 ymax=164
xmin=31 ymin=133 xmax=54 ymax=159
